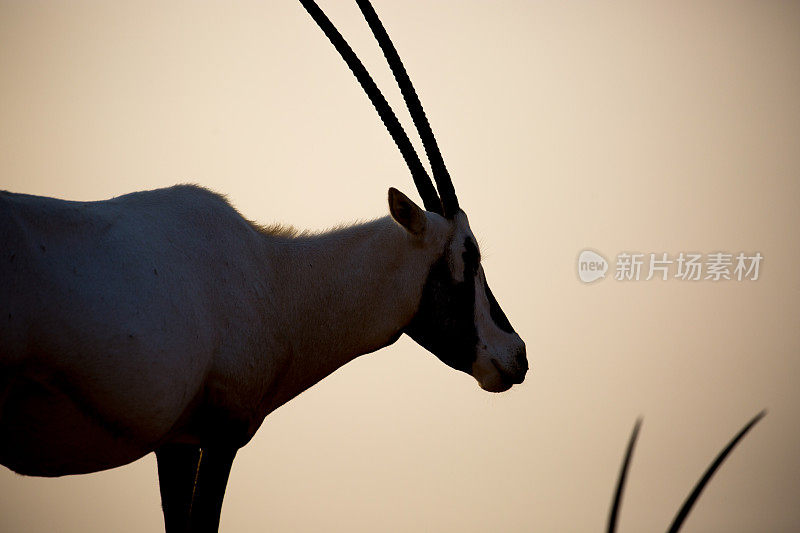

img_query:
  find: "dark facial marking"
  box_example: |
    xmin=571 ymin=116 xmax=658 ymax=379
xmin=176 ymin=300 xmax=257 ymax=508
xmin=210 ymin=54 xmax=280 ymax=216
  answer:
xmin=404 ymin=238 xmax=478 ymax=374
xmin=482 ymin=276 xmax=515 ymax=334
xmin=466 ymin=235 xmax=515 ymax=335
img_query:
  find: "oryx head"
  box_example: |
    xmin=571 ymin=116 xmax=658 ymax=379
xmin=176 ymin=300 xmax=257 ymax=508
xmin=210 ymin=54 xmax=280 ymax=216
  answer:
xmin=302 ymin=0 xmax=528 ymax=391
xmin=387 ymin=189 xmax=527 ymax=392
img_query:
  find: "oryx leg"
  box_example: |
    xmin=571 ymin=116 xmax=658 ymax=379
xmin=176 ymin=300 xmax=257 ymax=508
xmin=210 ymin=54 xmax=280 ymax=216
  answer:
xmin=156 ymin=443 xmax=202 ymax=532
xmin=156 ymin=443 xmax=237 ymax=533
xmin=187 ymin=446 xmax=238 ymax=533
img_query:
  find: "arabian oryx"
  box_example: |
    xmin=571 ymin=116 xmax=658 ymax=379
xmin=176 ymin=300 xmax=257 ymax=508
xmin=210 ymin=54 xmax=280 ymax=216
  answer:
xmin=0 ymin=1 xmax=527 ymax=531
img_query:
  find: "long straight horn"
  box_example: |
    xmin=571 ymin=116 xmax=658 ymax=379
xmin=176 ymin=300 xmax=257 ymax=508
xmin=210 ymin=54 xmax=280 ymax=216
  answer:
xmin=298 ymin=0 xmax=443 ymax=215
xmin=355 ymin=0 xmax=460 ymax=218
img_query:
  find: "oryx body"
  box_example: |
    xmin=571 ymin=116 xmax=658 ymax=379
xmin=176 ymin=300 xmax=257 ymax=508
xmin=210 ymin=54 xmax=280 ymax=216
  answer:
xmin=1 ymin=184 xmax=525 ymax=529
xmin=0 ymin=0 xmax=528 ymax=531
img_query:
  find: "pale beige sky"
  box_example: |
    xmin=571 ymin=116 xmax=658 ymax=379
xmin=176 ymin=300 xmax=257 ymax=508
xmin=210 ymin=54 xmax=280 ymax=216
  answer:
xmin=1 ymin=1 xmax=799 ymax=531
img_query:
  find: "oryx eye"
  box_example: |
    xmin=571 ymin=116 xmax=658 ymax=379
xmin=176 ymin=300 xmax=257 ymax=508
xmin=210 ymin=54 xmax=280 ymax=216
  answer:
xmin=463 ymin=238 xmax=481 ymax=276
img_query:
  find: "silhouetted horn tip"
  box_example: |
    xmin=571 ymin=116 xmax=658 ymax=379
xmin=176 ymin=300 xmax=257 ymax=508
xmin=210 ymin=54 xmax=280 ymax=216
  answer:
xmin=666 ymin=410 xmax=766 ymax=533
xmin=607 ymin=417 xmax=643 ymax=533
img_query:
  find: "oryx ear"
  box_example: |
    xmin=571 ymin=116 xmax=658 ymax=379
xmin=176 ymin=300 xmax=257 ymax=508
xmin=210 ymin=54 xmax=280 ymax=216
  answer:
xmin=388 ymin=187 xmax=427 ymax=235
